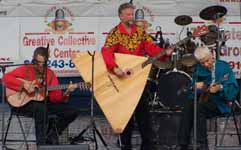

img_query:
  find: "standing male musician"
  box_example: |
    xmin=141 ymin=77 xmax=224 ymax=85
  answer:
xmin=177 ymin=46 xmax=239 ymax=150
xmin=3 ymin=46 xmax=82 ymax=145
xmin=101 ymin=2 xmax=173 ymax=150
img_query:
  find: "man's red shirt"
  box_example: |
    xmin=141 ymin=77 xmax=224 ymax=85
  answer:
xmin=101 ymin=23 xmax=168 ymax=71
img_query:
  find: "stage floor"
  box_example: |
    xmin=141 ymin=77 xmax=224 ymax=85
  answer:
xmin=0 ymin=111 xmax=240 ymax=150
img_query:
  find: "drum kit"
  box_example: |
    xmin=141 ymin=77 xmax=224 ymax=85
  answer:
xmin=148 ymin=5 xmax=227 ymax=111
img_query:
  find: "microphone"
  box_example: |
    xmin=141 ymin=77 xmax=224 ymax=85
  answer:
xmin=44 ymin=43 xmax=50 ymax=66
xmin=164 ymin=38 xmax=170 ymax=49
xmin=187 ymin=27 xmax=192 ymax=37
xmin=135 ymin=9 xmax=144 ymax=21
xmin=155 ymin=26 xmax=164 ymax=48
xmin=135 ymin=9 xmax=145 ymax=28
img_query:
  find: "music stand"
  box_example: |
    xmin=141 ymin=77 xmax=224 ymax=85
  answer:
xmin=70 ymin=51 xmax=109 ymax=150
xmin=42 ymin=44 xmax=50 ymax=144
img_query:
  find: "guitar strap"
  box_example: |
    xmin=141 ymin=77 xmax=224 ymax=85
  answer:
xmin=25 ymin=65 xmax=30 ymax=80
xmin=48 ymin=70 xmax=54 ymax=85
xmin=41 ymin=70 xmax=54 ymax=86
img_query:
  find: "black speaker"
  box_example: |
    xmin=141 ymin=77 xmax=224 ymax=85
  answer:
xmin=38 ymin=144 xmax=89 ymax=150
xmin=149 ymin=111 xmax=181 ymax=146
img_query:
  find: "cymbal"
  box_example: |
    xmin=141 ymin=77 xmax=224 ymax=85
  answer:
xmin=199 ymin=5 xmax=227 ymax=20
xmin=180 ymin=54 xmax=197 ymax=67
xmin=174 ymin=15 xmax=192 ymax=26
xmin=152 ymin=61 xmax=172 ymax=69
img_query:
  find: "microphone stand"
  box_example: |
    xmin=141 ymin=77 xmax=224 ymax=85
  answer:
xmin=214 ymin=13 xmax=225 ymax=60
xmin=155 ymin=26 xmax=165 ymax=48
xmin=1 ymin=64 xmax=8 ymax=150
xmin=70 ymin=51 xmax=108 ymax=150
xmin=193 ymin=77 xmax=197 ymax=150
xmin=41 ymin=43 xmax=49 ymax=145
xmin=0 ymin=63 xmax=26 ymax=150
xmin=43 ymin=58 xmax=48 ymax=144
xmin=240 ymin=78 xmax=241 ymax=105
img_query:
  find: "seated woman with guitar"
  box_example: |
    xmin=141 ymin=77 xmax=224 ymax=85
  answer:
xmin=3 ymin=46 xmax=89 ymax=145
xmin=177 ymin=46 xmax=239 ymax=150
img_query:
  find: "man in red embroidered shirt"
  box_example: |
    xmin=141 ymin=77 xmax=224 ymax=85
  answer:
xmin=3 ymin=46 xmax=81 ymax=145
xmin=101 ymin=3 xmax=173 ymax=150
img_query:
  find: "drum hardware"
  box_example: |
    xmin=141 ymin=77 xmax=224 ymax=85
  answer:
xmin=142 ymin=25 xmax=208 ymax=68
xmin=171 ymin=50 xmax=180 ymax=71
xmin=178 ymin=25 xmax=209 ymax=67
xmin=152 ymin=60 xmax=172 ymax=70
xmin=199 ymin=5 xmax=228 ymax=59
xmin=147 ymin=66 xmax=170 ymax=110
xmin=155 ymin=70 xmax=192 ymax=111
xmin=149 ymin=93 xmax=168 ymax=110
xmin=180 ymin=54 xmax=197 ymax=67
xmin=148 ymin=53 xmax=192 ymax=111
xmin=200 ymin=25 xmax=226 ymax=47
xmin=144 ymin=26 xmax=209 ymax=111
xmin=154 ymin=26 xmax=165 ymax=48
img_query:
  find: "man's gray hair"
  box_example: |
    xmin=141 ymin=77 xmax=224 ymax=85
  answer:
xmin=194 ymin=46 xmax=211 ymax=61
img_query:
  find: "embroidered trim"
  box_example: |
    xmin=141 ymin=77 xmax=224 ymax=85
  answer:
xmin=104 ymin=26 xmax=153 ymax=51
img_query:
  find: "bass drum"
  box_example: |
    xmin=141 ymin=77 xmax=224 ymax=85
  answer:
xmin=157 ymin=70 xmax=191 ymax=111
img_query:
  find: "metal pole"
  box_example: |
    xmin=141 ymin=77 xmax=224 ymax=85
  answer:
xmin=193 ymin=79 xmax=197 ymax=150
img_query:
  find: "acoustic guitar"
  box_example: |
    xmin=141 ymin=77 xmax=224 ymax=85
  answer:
xmin=6 ymin=78 xmax=90 ymax=107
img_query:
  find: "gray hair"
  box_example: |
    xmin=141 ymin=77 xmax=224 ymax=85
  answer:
xmin=194 ymin=46 xmax=211 ymax=61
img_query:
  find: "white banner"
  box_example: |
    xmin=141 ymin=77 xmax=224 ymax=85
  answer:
xmin=19 ymin=16 xmax=99 ymax=77
xmin=0 ymin=6 xmax=240 ymax=78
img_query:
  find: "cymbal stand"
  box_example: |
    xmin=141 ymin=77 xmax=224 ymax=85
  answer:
xmin=171 ymin=48 xmax=179 ymax=72
xmin=215 ymin=14 xmax=226 ymax=60
xmin=148 ymin=69 xmax=167 ymax=109
xmin=69 ymin=51 xmax=108 ymax=150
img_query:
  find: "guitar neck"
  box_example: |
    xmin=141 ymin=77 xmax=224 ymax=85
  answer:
xmin=41 ymin=82 xmax=88 ymax=92
xmin=173 ymin=36 xmax=191 ymax=48
xmin=141 ymin=50 xmax=166 ymax=68
xmin=47 ymin=84 xmax=69 ymax=91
